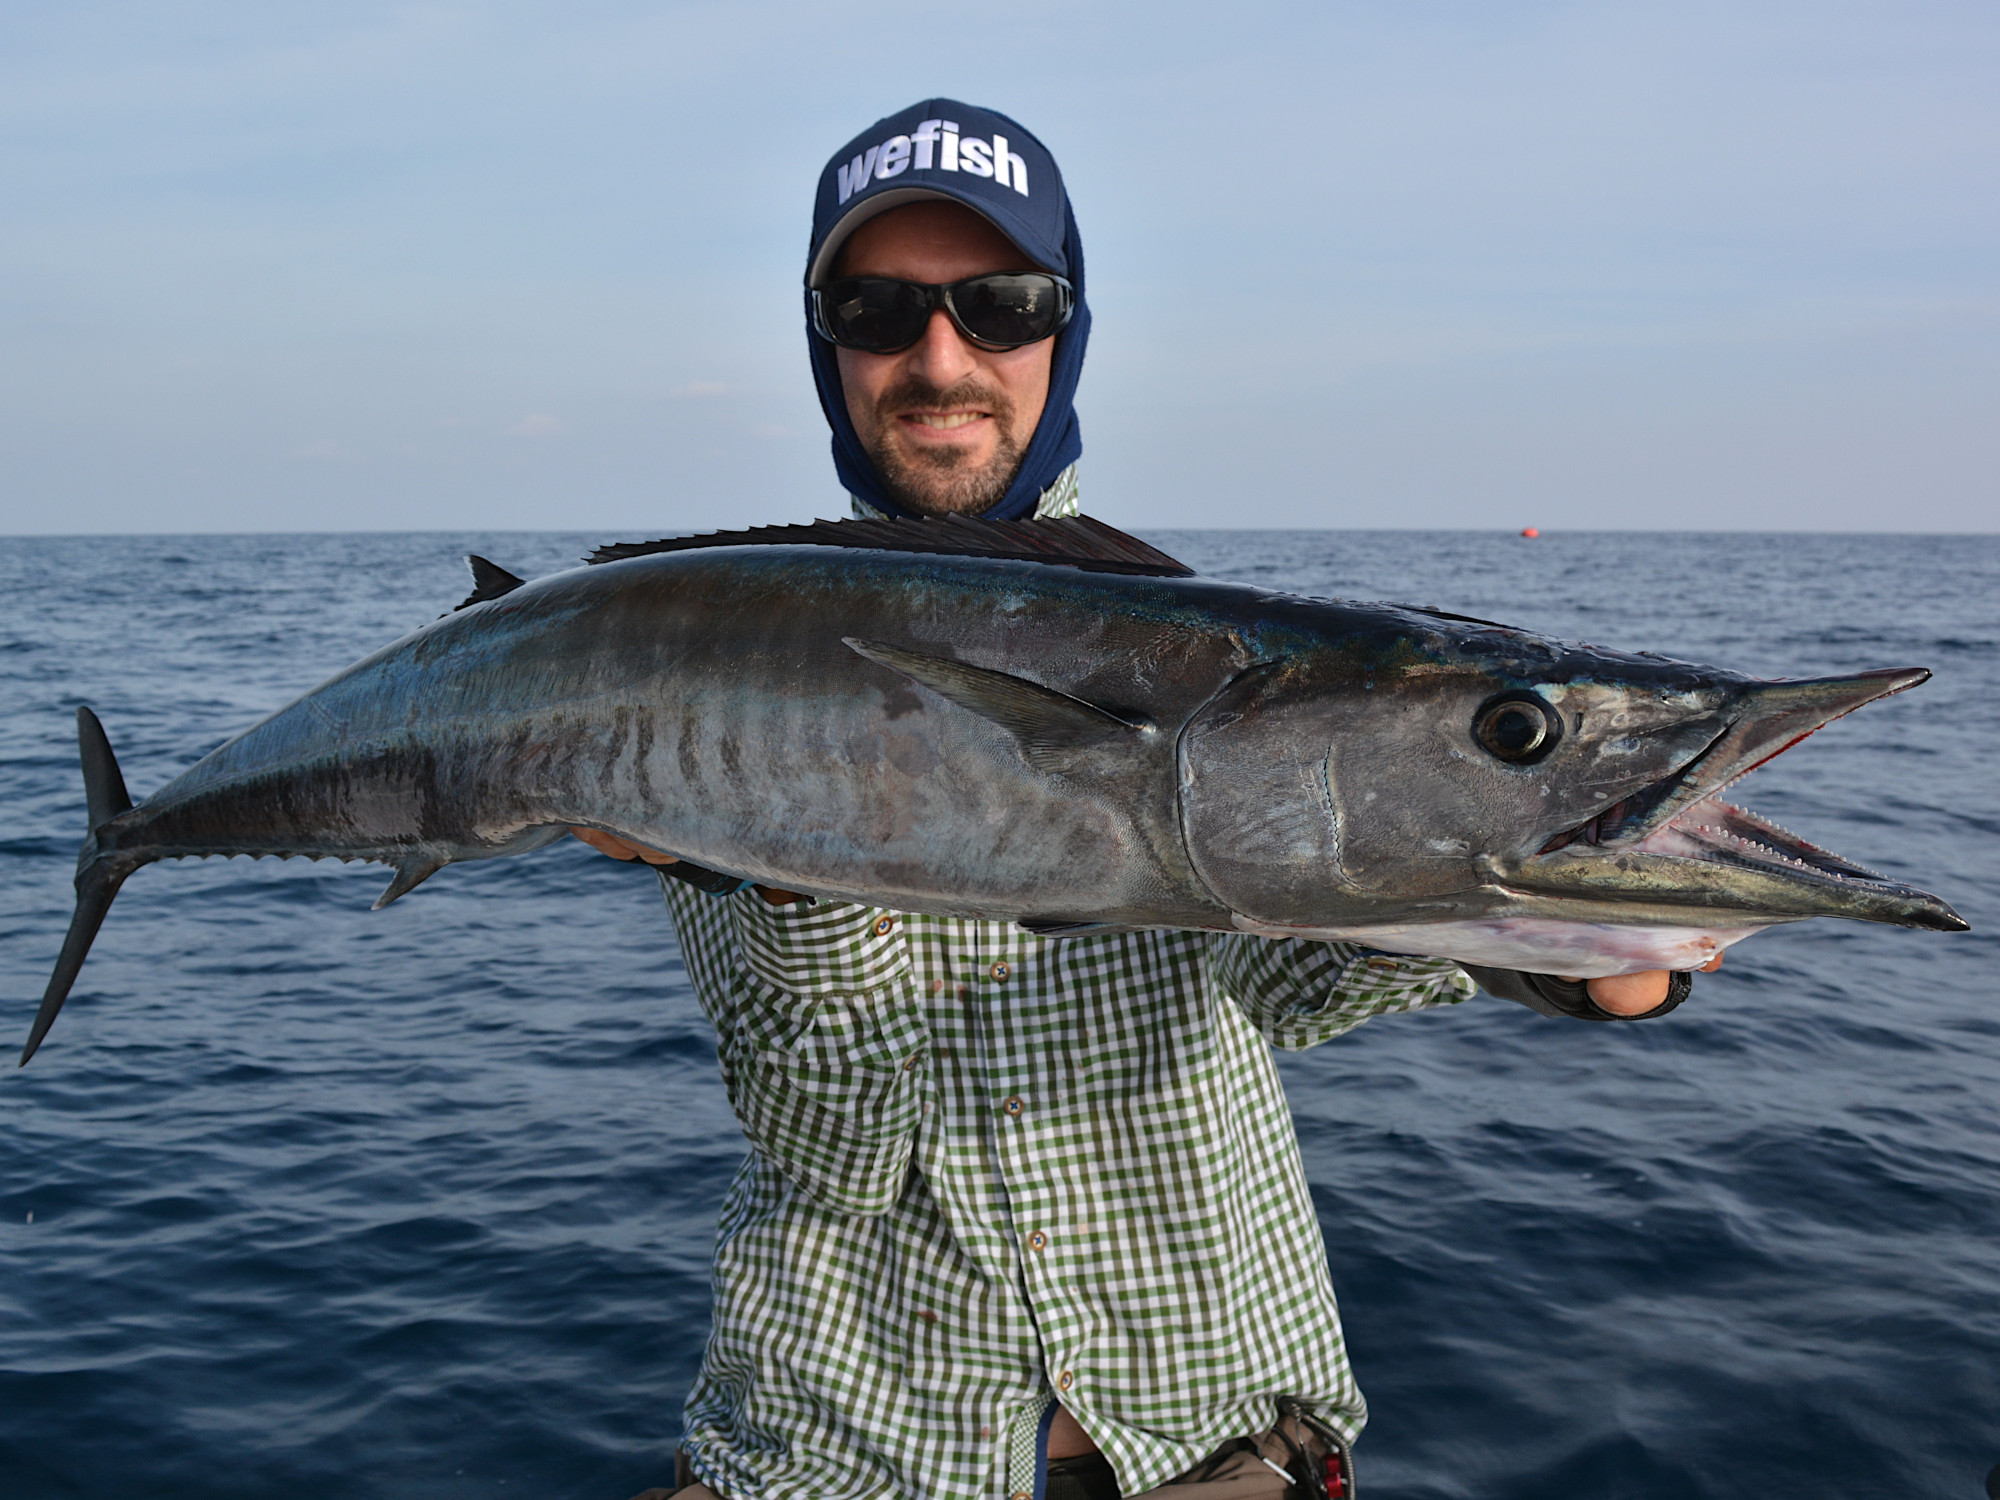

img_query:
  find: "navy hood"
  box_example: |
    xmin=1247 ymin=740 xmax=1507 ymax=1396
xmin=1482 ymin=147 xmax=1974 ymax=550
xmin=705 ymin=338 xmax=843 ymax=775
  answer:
xmin=804 ymin=98 xmax=1089 ymax=521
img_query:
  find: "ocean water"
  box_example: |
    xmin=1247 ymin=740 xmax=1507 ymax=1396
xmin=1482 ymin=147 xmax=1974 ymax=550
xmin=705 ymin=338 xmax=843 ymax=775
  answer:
xmin=0 ymin=529 xmax=1994 ymax=1500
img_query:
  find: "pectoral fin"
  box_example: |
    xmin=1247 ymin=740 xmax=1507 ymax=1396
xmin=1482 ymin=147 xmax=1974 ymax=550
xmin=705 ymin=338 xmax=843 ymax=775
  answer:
xmin=843 ymin=638 xmax=1149 ymax=769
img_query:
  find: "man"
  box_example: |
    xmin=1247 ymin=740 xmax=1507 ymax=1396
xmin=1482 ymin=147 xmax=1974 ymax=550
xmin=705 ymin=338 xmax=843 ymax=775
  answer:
xmin=583 ymin=100 xmax=1696 ymax=1500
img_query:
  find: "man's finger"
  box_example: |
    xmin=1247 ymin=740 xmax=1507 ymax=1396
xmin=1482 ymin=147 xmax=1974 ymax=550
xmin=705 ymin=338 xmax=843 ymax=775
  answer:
xmin=571 ymin=827 xmax=639 ymax=860
xmin=569 ymin=827 xmax=680 ymax=865
xmin=1699 ymin=952 xmax=1726 ymax=972
xmin=1584 ymin=969 xmax=1673 ymax=1016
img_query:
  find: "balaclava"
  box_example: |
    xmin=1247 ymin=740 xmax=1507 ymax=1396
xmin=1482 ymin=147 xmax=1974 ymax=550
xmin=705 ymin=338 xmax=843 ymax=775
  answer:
xmin=804 ymin=99 xmax=1090 ymax=522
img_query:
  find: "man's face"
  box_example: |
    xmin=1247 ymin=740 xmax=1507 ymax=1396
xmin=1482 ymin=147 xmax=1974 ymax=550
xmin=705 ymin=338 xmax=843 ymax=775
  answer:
xmin=833 ymin=201 xmax=1056 ymax=517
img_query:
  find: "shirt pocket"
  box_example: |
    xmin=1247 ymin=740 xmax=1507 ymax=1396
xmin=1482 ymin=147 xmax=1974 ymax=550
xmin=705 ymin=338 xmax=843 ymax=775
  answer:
xmin=723 ymin=975 xmax=933 ymax=1216
xmin=730 ymin=897 xmax=914 ymax=995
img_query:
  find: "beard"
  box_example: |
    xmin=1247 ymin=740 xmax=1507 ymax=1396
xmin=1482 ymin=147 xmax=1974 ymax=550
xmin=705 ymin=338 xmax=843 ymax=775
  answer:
xmin=858 ymin=374 xmax=1029 ymax=517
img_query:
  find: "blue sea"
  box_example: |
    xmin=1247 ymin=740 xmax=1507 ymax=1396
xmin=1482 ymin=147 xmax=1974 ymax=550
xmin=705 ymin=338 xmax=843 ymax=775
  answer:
xmin=1 ymin=530 xmax=1995 ymax=1500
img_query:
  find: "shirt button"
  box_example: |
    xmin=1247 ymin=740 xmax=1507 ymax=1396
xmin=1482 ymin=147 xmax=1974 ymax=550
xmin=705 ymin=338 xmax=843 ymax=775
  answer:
xmin=1057 ymin=1370 xmax=1075 ymax=1392
xmin=989 ymin=960 xmax=1011 ymax=982
xmin=1026 ymin=1229 xmax=1049 ymax=1253
xmin=904 ymin=1052 xmax=923 ymax=1072
xmin=1001 ymin=1096 xmax=1025 ymax=1118
xmin=873 ymin=915 xmax=896 ymax=937
xmin=1012 ymin=1492 xmax=1032 ymax=1500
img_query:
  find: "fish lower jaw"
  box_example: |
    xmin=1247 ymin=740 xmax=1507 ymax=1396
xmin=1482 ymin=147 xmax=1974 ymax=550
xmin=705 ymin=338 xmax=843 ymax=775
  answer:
xmin=1507 ymin=804 xmax=1968 ymax=932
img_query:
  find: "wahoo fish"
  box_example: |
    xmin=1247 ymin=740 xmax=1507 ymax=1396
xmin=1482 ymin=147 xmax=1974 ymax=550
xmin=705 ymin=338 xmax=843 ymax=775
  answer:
xmin=20 ymin=516 xmax=1965 ymax=1064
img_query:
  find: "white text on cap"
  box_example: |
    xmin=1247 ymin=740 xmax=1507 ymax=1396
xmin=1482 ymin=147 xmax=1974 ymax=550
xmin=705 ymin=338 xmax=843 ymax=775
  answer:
xmin=835 ymin=120 xmax=1031 ymax=203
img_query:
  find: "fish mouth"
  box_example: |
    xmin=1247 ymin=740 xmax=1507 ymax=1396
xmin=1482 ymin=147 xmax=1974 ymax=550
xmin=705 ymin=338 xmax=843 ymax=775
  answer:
xmin=1507 ymin=666 xmax=1968 ymax=933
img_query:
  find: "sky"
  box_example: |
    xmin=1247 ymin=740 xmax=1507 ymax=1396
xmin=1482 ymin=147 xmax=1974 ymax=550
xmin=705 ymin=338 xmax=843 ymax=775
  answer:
xmin=2 ymin=1 xmax=1995 ymax=534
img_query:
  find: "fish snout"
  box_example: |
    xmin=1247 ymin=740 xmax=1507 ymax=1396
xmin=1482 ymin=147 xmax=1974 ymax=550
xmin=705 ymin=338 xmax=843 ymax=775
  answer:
xmin=1718 ymin=667 xmax=1931 ymax=770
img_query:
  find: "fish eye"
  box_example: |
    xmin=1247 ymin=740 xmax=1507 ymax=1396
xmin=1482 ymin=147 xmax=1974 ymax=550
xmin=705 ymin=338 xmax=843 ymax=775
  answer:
xmin=1474 ymin=694 xmax=1560 ymax=763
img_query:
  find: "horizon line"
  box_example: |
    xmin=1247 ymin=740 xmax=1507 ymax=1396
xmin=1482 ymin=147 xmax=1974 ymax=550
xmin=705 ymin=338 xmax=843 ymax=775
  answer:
xmin=4 ymin=525 xmax=1999 ymax=541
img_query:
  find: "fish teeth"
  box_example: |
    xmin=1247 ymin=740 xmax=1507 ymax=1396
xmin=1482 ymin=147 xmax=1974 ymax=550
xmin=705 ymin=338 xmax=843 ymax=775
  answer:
xmin=1718 ymin=801 xmax=1817 ymax=848
xmin=1689 ymin=824 xmax=1849 ymax=879
xmin=1697 ymin=800 xmax=1882 ymax=878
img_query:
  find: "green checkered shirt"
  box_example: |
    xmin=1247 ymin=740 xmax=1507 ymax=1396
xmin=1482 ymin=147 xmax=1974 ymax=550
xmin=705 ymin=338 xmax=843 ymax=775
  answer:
xmin=662 ymin=876 xmax=1474 ymax=1500
xmin=670 ymin=471 xmax=1471 ymax=1497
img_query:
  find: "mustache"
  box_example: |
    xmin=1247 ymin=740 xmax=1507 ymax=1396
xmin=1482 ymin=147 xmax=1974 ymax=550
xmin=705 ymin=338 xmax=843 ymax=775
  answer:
xmin=873 ymin=374 xmax=1016 ymax=422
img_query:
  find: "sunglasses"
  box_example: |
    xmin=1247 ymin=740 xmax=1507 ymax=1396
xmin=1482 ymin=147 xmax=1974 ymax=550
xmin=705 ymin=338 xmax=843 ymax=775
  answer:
xmin=812 ymin=272 xmax=1075 ymax=354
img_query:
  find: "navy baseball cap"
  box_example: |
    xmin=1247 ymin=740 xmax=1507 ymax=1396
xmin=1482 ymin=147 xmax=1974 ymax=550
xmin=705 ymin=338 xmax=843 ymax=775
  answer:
xmin=807 ymin=99 xmax=1070 ymax=286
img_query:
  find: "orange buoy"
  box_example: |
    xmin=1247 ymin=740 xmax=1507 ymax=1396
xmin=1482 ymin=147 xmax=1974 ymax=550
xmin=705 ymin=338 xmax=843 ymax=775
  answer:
xmin=1520 ymin=527 xmax=1540 ymax=538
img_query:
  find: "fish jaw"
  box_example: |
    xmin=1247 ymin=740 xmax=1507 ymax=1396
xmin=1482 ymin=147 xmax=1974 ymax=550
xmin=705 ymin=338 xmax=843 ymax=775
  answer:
xmin=1495 ymin=667 xmax=1968 ymax=934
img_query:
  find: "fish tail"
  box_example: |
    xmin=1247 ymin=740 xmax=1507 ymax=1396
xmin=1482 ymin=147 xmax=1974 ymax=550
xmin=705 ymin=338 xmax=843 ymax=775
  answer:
xmin=20 ymin=709 xmax=145 ymax=1066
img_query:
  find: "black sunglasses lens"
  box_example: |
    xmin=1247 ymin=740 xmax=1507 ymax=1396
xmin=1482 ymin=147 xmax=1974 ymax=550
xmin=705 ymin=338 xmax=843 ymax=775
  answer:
xmin=951 ymin=275 xmax=1064 ymax=347
xmin=819 ymin=274 xmax=1067 ymax=351
xmin=822 ymin=279 xmax=931 ymax=352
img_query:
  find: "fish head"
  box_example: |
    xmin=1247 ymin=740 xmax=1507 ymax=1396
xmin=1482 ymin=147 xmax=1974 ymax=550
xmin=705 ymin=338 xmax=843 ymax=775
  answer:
xmin=1179 ymin=606 xmax=1967 ymax=939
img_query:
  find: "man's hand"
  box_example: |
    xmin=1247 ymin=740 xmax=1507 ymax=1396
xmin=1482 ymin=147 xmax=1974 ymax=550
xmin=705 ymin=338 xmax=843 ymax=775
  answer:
xmin=1582 ymin=952 xmax=1725 ymax=1016
xmin=570 ymin=827 xmax=808 ymax=906
xmin=570 ymin=827 xmax=680 ymax=865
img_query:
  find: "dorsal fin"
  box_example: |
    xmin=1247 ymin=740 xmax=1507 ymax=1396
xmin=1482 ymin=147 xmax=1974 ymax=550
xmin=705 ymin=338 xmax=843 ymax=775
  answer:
xmin=453 ymin=555 xmax=528 ymax=612
xmin=585 ymin=515 xmax=1193 ymax=577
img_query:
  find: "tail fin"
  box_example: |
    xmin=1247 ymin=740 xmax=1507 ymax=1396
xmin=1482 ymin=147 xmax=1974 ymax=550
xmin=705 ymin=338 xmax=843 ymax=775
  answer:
xmin=20 ymin=863 xmax=129 ymax=1066
xmin=19 ymin=708 xmax=138 ymax=1067
xmin=79 ymin=705 xmax=133 ymax=828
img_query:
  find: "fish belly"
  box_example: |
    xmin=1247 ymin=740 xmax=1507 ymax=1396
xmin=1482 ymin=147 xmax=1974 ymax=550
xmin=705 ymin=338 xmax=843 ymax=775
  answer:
xmin=1230 ymin=914 xmax=1766 ymax=978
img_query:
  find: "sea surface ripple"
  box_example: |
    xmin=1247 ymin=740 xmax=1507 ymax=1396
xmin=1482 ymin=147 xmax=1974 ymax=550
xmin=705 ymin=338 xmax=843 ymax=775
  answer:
xmin=0 ymin=530 xmax=1995 ymax=1499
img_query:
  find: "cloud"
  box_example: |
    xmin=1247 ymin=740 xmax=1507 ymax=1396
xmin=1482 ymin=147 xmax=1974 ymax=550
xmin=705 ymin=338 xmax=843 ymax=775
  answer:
xmin=5 ymin=2 xmax=1994 ymax=533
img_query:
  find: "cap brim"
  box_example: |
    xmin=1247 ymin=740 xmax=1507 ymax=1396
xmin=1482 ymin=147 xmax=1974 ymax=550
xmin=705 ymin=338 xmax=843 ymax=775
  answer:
xmin=807 ymin=185 xmax=1053 ymax=287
